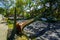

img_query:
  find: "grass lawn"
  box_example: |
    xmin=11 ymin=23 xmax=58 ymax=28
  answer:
xmin=8 ymin=23 xmax=13 ymax=29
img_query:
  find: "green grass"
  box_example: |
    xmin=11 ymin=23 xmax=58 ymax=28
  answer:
xmin=8 ymin=23 xmax=13 ymax=29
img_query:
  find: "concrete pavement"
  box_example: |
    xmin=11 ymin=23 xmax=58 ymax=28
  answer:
xmin=0 ymin=23 xmax=8 ymax=40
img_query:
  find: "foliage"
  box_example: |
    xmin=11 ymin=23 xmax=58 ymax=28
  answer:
xmin=0 ymin=0 xmax=60 ymax=20
xmin=0 ymin=7 xmax=5 ymax=14
xmin=16 ymin=35 xmax=28 ymax=40
xmin=0 ymin=0 xmax=15 ymax=17
xmin=8 ymin=23 xmax=13 ymax=29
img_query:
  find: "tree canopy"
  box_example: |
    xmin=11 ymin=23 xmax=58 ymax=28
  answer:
xmin=0 ymin=0 xmax=60 ymax=20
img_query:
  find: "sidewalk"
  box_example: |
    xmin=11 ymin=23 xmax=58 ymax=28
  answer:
xmin=0 ymin=23 xmax=8 ymax=40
